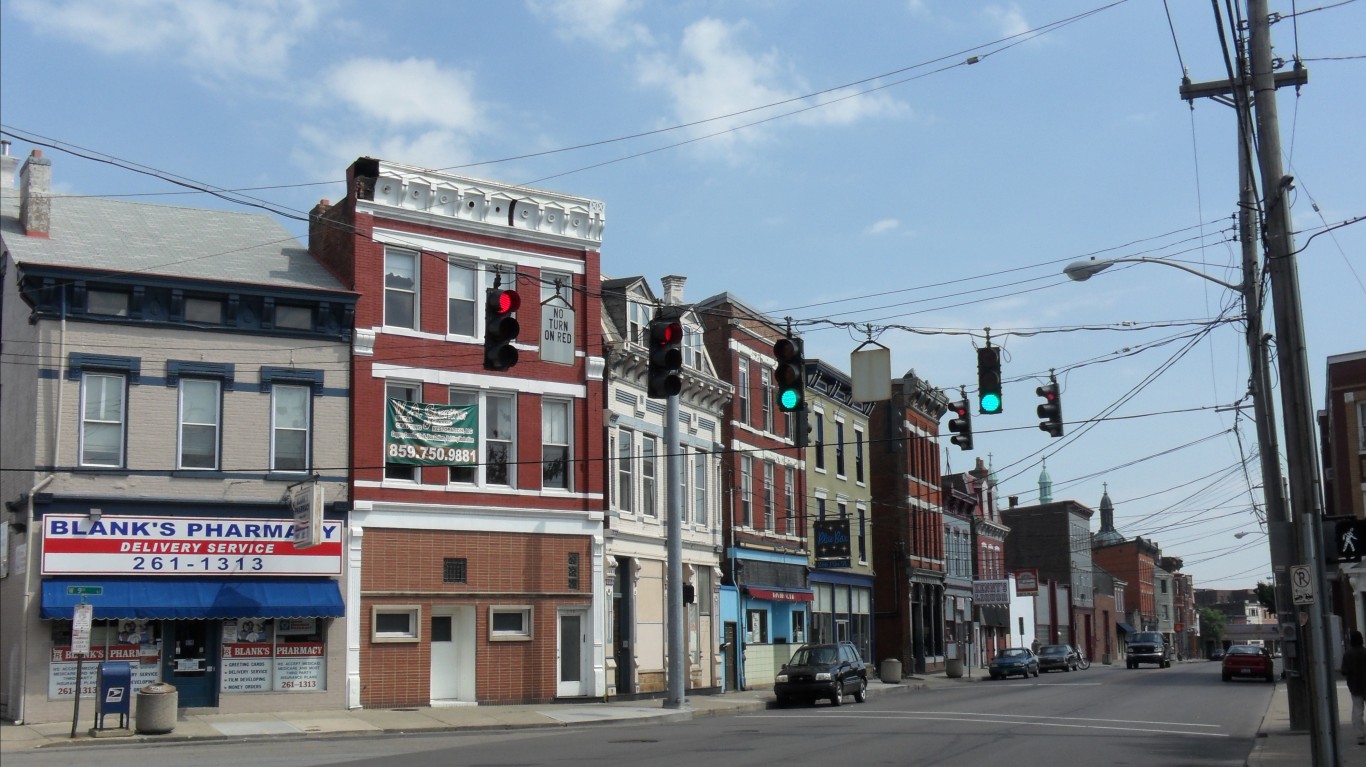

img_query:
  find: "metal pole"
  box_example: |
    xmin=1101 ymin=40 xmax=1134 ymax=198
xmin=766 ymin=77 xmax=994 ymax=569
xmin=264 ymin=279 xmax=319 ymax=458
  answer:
xmin=1247 ymin=2 xmax=1338 ymax=764
xmin=664 ymin=392 xmax=686 ymax=709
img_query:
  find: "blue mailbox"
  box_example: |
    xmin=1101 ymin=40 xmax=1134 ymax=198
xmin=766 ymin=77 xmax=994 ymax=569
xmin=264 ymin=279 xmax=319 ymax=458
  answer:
xmin=95 ymin=661 xmax=132 ymax=730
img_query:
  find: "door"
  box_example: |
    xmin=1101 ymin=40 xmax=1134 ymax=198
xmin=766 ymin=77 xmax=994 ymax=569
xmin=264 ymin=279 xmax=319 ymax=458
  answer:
xmin=557 ymin=608 xmax=589 ymax=697
xmin=165 ymin=620 xmax=218 ymax=708
xmin=723 ymin=622 xmax=738 ymax=691
xmin=430 ymin=607 xmax=475 ymax=703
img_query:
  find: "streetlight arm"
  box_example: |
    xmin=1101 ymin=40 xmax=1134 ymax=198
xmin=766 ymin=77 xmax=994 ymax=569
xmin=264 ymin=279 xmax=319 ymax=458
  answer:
xmin=1063 ymin=257 xmax=1242 ymax=292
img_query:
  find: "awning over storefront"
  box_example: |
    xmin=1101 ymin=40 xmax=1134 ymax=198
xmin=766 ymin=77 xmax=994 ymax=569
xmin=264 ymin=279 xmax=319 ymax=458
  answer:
xmin=744 ymin=586 xmax=814 ymax=603
xmin=979 ymin=606 xmax=1010 ymax=627
xmin=40 ymin=577 xmax=344 ymax=620
xmin=1117 ymin=622 xmax=1137 ymax=635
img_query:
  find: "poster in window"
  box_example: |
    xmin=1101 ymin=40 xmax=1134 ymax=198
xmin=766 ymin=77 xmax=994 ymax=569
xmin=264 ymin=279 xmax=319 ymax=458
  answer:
xmin=386 ymin=400 xmax=479 ymax=466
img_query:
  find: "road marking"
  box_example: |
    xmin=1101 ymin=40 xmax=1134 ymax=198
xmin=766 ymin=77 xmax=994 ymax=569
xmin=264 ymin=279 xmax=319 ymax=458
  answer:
xmin=884 ymin=709 xmax=1223 ymax=728
xmin=746 ymin=713 xmax=1229 ymax=737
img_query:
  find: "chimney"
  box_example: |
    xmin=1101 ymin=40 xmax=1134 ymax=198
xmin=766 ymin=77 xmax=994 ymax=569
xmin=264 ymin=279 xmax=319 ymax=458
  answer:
xmin=660 ymin=274 xmax=686 ymax=306
xmin=20 ymin=149 xmax=52 ymax=238
xmin=0 ymin=140 xmax=16 ymax=196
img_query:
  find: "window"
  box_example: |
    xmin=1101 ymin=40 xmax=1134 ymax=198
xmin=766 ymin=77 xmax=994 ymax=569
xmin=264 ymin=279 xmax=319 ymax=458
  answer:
xmin=447 ymin=260 xmax=477 ymax=336
xmin=817 ymin=497 xmax=826 ymax=521
xmin=617 ymin=429 xmax=634 ymax=512
xmin=641 ymin=436 xmax=657 ymax=517
xmin=814 ymin=415 xmax=825 ymax=471
xmin=275 ymin=304 xmax=312 ymax=331
xmin=791 ymin=611 xmax=806 ymax=643
xmin=568 ymin=552 xmax=580 ymax=590
xmin=838 ymin=500 xmax=847 ymax=519
xmin=486 ymin=393 xmax=515 ymax=486
xmin=372 ymin=605 xmax=420 ymax=642
xmin=448 ymin=389 xmax=477 ymax=483
xmin=762 ymin=462 xmax=775 ymax=531
xmin=854 ymin=427 xmax=865 ymax=483
xmin=542 ymin=399 xmax=570 ymax=490
xmin=384 ymin=248 xmax=418 ymax=329
xmin=693 ymin=449 xmax=708 ymax=525
xmin=628 ymin=301 xmax=650 ymax=345
xmin=271 ymin=384 xmax=310 ymax=472
xmin=835 ymin=420 xmax=846 ymax=477
xmin=745 ymin=608 xmax=768 ymax=644
xmin=490 ymin=606 xmax=533 ymax=640
xmin=737 ymin=359 xmax=750 ymax=425
xmin=784 ymin=467 xmax=795 ymax=530
xmin=87 ymin=289 xmax=129 ymax=317
xmin=185 ymin=297 xmax=222 ymax=324
xmin=698 ymin=567 xmax=712 ymax=615
xmin=80 ymin=373 xmax=125 ymax=467
xmin=857 ymin=506 xmax=867 ymax=562
xmin=178 ymin=379 xmax=220 ymax=469
xmin=385 ymin=382 xmax=419 ymax=481
xmin=542 ymin=270 xmax=572 ymax=307
xmin=685 ymin=326 xmax=704 ymax=369
xmin=443 ymin=558 xmax=468 ymax=583
xmin=761 ymin=368 xmax=772 ymax=433
xmin=740 ymin=456 xmax=753 ymax=527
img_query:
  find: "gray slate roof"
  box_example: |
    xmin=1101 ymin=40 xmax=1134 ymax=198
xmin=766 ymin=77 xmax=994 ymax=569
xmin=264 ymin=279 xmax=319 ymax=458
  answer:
xmin=1 ymin=194 xmax=345 ymax=293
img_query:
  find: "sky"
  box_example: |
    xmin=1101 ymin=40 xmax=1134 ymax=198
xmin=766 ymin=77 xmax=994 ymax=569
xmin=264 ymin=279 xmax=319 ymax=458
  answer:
xmin=2 ymin=0 xmax=1363 ymax=590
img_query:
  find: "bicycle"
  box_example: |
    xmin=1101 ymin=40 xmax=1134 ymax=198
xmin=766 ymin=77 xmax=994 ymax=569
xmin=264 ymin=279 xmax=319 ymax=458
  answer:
xmin=1073 ymin=647 xmax=1091 ymax=670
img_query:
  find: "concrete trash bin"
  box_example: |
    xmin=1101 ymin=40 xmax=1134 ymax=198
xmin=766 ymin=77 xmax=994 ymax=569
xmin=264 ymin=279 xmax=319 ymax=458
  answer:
xmin=135 ymin=683 xmax=178 ymax=734
xmin=879 ymin=658 xmax=902 ymax=683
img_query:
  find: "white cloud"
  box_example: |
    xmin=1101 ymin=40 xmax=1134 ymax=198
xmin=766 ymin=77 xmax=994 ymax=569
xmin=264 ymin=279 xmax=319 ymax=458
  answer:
xmin=13 ymin=0 xmax=327 ymax=80
xmin=867 ymin=218 xmax=901 ymax=235
xmin=982 ymin=3 xmax=1032 ymax=39
xmin=325 ymin=58 xmax=483 ymax=131
xmin=527 ymin=0 xmax=653 ymax=51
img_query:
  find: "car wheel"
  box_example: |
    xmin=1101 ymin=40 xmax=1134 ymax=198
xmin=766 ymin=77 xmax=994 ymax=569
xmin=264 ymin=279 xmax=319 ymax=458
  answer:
xmin=1127 ymin=660 xmax=1135 ymax=669
xmin=1222 ymin=672 xmax=1232 ymax=682
xmin=1064 ymin=664 xmax=1071 ymax=672
xmin=1265 ymin=672 xmax=1275 ymax=683
xmin=1032 ymin=667 xmax=1039 ymax=678
xmin=775 ymin=695 xmax=789 ymax=708
xmin=853 ymin=677 xmax=867 ymax=703
xmin=831 ymin=685 xmax=844 ymax=706
xmin=990 ymin=672 xmax=1002 ymax=680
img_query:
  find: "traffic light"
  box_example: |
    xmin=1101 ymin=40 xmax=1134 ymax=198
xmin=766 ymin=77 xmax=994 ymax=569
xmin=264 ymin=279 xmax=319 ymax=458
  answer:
xmin=483 ymin=287 xmax=521 ymax=371
xmin=1037 ymin=378 xmax=1063 ymax=438
xmin=646 ymin=311 xmax=684 ymax=398
xmin=977 ymin=346 xmax=1002 ymax=414
xmin=773 ymin=335 xmax=806 ymax=412
xmin=947 ymin=398 xmax=973 ymax=451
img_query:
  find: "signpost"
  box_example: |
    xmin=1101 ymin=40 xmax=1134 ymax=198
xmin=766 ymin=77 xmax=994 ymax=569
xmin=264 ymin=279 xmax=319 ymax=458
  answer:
xmin=70 ymin=600 xmax=95 ymax=738
xmin=540 ymin=296 xmax=575 ymax=366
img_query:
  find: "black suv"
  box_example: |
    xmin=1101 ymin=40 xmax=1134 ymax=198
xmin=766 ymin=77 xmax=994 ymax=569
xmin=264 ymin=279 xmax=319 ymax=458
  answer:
xmin=774 ymin=642 xmax=868 ymax=707
xmin=1126 ymin=631 xmax=1172 ymax=668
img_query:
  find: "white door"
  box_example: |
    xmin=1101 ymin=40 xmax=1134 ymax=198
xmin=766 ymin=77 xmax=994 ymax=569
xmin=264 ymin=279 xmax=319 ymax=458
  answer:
xmin=431 ymin=607 xmax=476 ymax=703
xmin=557 ymin=609 xmax=589 ymax=697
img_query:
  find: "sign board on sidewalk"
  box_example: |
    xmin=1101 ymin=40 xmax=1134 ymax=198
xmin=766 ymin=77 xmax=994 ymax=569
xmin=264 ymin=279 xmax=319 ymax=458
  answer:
xmin=72 ymin=603 xmax=93 ymax=655
xmin=1290 ymin=564 xmax=1314 ymax=605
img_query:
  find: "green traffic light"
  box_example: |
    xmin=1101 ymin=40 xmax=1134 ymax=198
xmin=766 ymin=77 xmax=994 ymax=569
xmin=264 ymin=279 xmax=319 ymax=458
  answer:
xmin=980 ymin=392 xmax=1001 ymax=414
xmin=779 ymin=388 xmax=801 ymax=410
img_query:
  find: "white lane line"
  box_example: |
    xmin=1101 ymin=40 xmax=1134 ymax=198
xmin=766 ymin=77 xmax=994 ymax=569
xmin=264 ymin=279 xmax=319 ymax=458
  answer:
xmin=880 ymin=709 xmax=1224 ymax=728
xmin=743 ymin=713 xmax=1229 ymax=737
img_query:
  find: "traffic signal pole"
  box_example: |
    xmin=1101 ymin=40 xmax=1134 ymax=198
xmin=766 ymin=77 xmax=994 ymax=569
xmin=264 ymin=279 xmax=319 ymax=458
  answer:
xmin=664 ymin=391 xmax=686 ymax=709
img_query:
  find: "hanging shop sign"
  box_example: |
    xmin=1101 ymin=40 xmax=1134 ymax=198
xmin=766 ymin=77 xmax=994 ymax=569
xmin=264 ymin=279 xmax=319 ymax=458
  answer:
xmin=41 ymin=515 xmax=342 ymax=576
xmin=814 ymin=518 xmax=852 ymax=568
xmin=385 ymin=400 xmax=479 ymax=465
xmin=1014 ymin=568 xmax=1040 ymax=596
xmin=972 ymin=579 xmax=1010 ymax=606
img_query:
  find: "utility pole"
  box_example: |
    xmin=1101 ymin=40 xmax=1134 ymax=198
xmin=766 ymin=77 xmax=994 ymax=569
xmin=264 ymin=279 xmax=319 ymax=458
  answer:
xmin=664 ymin=380 xmax=687 ymax=710
xmin=1248 ymin=2 xmax=1338 ymax=764
xmin=1179 ymin=4 xmax=1310 ymax=733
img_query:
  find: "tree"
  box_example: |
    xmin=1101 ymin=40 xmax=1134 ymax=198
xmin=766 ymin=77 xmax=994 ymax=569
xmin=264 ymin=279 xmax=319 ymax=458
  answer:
xmin=1255 ymin=580 xmax=1277 ymax=613
xmin=1199 ymin=607 xmax=1227 ymax=643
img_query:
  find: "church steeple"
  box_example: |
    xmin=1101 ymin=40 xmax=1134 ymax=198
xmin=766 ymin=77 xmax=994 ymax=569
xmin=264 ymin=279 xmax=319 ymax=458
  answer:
xmin=1038 ymin=459 xmax=1053 ymax=504
xmin=1094 ymin=482 xmax=1124 ymax=546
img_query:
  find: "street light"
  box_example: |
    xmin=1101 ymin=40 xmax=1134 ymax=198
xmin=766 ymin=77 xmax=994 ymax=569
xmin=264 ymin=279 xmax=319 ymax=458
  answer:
xmin=1063 ymin=257 xmax=1241 ymax=292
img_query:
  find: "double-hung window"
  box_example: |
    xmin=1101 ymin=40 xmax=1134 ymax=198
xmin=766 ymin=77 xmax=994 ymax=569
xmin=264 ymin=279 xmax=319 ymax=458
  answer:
xmin=485 ymin=393 xmax=515 ymax=487
xmin=271 ymin=384 xmax=311 ymax=473
xmin=447 ymin=260 xmax=477 ymax=336
xmin=178 ymin=379 xmax=220 ymax=469
xmin=641 ymin=436 xmax=657 ymax=517
xmin=617 ymin=428 xmax=635 ymax=512
xmin=693 ymin=449 xmax=707 ymax=526
xmin=854 ymin=427 xmax=865 ymax=483
xmin=80 ymin=373 xmax=126 ymax=467
xmin=784 ymin=467 xmax=796 ymax=530
xmin=761 ymin=369 xmax=773 ymax=433
xmin=834 ymin=419 xmax=846 ymax=477
xmin=385 ymin=382 xmax=420 ymax=481
xmin=762 ymin=462 xmax=775 ymax=531
xmin=542 ymin=399 xmax=570 ymax=490
xmin=448 ymin=389 xmax=478 ymax=483
xmin=740 ymin=455 xmax=753 ymax=527
xmin=813 ymin=415 xmax=826 ymax=471
xmin=384 ymin=248 xmax=418 ymax=330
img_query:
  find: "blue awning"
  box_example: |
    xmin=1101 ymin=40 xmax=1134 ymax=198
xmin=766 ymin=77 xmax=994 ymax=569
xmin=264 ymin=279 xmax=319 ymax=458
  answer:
xmin=41 ymin=577 xmax=344 ymax=620
xmin=1117 ymin=621 xmax=1137 ymax=635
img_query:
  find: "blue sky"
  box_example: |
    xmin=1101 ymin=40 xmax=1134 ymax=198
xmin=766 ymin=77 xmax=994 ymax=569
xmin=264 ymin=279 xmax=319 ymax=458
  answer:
xmin=3 ymin=0 xmax=1363 ymax=589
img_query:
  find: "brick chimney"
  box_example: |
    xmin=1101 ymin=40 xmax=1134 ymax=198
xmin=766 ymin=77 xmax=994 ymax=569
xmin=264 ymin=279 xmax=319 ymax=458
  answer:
xmin=20 ymin=149 xmax=52 ymax=238
xmin=661 ymin=274 xmax=686 ymax=306
xmin=0 ymin=140 xmax=17 ymax=196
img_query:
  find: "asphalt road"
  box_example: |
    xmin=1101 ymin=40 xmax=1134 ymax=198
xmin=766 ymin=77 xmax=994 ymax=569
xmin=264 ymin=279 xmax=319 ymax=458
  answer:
xmin=5 ymin=660 xmax=1276 ymax=767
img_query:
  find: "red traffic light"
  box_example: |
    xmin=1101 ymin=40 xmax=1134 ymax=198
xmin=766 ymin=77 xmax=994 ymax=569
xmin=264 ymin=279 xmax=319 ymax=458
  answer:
xmin=493 ymin=290 xmax=521 ymax=314
xmin=652 ymin=320 xmax=683 ymax=346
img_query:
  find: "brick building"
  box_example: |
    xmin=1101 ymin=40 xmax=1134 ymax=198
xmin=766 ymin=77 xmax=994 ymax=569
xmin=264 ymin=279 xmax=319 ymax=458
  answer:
xmin=1001 ymin=495 xmax=1096 ymax=651
xmin=1323 ymin=350 xmax=1366 ymax=635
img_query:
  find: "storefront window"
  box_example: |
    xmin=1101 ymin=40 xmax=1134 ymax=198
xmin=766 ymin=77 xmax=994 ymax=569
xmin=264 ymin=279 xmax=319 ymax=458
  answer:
xmin=221 ymin=618 xmax=328 ymax=693
xmin=47 ymin=620 xmax=162 ymax=699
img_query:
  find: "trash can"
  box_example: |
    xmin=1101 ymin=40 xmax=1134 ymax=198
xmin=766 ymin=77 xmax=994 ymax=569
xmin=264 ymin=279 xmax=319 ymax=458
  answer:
xmin=879 ymin=658 xmax=902 ymax=683
xmin=945 ymin=658 xmax=964 ymax=678
xmin=95 ymin=662 xmax=132 ymax=730
xmin=135 ymin=683 xmax=178 ymax=734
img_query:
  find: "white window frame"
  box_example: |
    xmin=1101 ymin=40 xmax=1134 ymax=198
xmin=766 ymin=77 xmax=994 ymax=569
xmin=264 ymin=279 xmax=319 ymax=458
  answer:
xmin=641 ymin=436 xmax=657 ymax=517
xmin=384 ymin=247 xmax=419 ymax=330
xmin=79 ymin=372 xmax=126 ymax=468
xmin=372 ymin=605 xmax=421 ymax=643
xmin=447 ymin=258 xmax=478 ymax=337
xmin=542 ymin=398 xmax=571 ymax=491
xmin=178 ymin=378 xmax=220 ymax=470
xmin=542 ymin=269 xmax=573 ymax=308
xmin=384 ymin=381 xmax=421 ymax=481
xmin=737 ymin=359 xmax=750 ymax=425
xmin=761 ymin=368 xmax=773 ymax=433
xmin=784 ymin=467 xmax=796 ymax=531
xmin=813 ymin=412 xmax=826 ymax=472
xmin=854 ymin=426 xmax=865 ymax=484
xmin=485 ymin=392 xmax=517 ymax=487
xmin=271 ymin=384 xmax=311 ymax=473
xmin=617 ymin=428 xmax=634 ymax=513
xmin=693 ymin=449 xmax=708 ymax=526
xmin=628 ymin=300 xmax=650 ymax=345
xmin=740 ymin=455 xmax=753 ymax=528
xmin=489 ymin=605 xmax=533 ymax=641
xmin=762 ymin=461 xmax=775 ymax=531
xmin=834 ymin=418 xmax=846 ymax=478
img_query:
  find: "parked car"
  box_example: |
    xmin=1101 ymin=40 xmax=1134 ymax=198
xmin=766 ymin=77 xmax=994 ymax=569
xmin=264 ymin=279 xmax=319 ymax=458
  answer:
xmin=1222 ymin=644 xmax=1275 ymax=682
xmin=1126 ymin=631 xmax=1172 ymax=668
xmin=773 ymin=642 xmax=868 ymax=707
xmin=1037 ymin=644 xmax=1079 ymax=672
xmin=989 ymin=647 xmax=1039 ymax=679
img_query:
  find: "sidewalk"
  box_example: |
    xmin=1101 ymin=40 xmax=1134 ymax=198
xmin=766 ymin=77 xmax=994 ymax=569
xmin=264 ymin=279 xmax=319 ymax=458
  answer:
xmin=5 ymin=669 xmax=1352 ymax=765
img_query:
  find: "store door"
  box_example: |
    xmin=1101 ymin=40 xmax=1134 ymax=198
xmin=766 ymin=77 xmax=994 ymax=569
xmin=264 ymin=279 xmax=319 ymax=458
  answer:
xmin=165 ymin=621 xmax=218 ymax=708
xmin=430 ymin=607 xmax=475 ymax=703
xmin=556 ymin=608 xmax=589 ymax=697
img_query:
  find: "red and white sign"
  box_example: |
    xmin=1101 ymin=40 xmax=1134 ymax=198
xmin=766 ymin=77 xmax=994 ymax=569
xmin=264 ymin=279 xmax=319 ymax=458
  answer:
xmin=42 ymin=515 xmax=342 ymax=576
xmin=745 ymin=587 xmax=813 ymax=603
xmin=1014 ymin=568 xmax=1040 ymax=596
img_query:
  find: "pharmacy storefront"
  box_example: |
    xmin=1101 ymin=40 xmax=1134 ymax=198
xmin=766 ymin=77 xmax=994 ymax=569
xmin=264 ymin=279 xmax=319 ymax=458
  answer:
xmin=23 ymin=507 xmax=346 ymax=723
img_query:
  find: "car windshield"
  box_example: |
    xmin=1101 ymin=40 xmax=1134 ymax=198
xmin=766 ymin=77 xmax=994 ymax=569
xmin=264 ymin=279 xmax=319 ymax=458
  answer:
xmin=1131 ymin=633 xmax=1163 ymax=643
xmin=1000 ymin=648 xmax=1029 ymax=658
xmin=792 ymin=646 xmax=838 ymax=665
xmin=1039 ymin=645 xmax=1070 ymax=656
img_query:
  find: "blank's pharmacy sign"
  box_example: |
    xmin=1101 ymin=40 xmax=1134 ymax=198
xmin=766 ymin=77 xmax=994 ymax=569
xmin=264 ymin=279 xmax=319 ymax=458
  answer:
xmin=42 ymin=515 xmax=342 ymax=576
